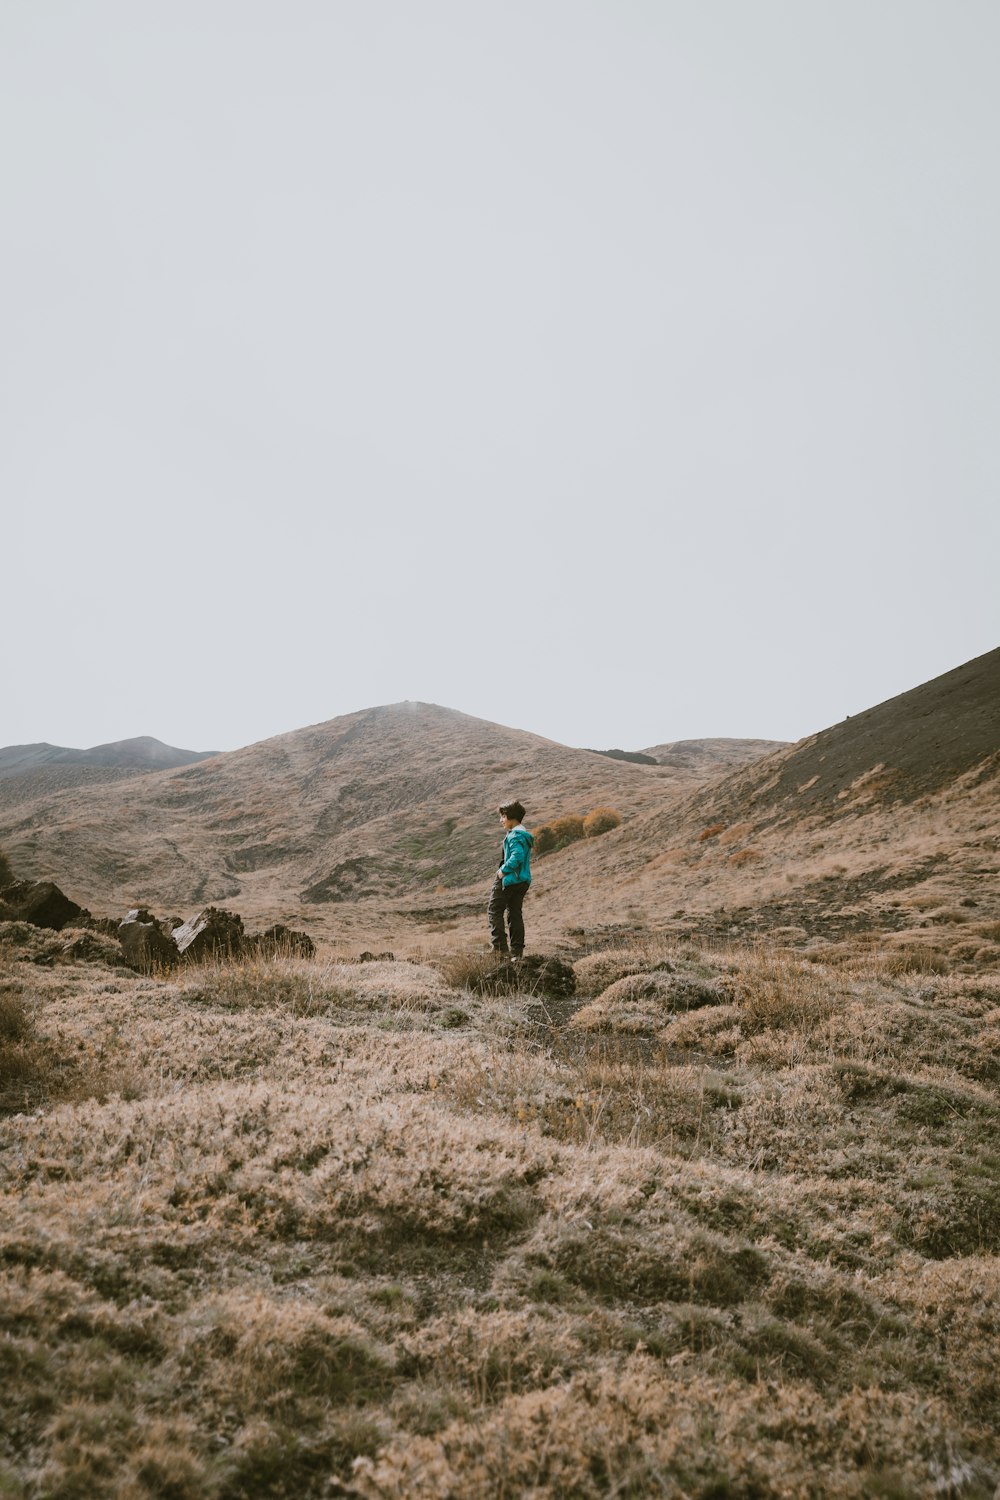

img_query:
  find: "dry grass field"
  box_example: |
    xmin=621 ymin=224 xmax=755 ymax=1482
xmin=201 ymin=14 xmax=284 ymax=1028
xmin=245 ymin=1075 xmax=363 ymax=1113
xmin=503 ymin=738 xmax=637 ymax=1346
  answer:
xmin=3 ymin=919 xmax=999 ymax=1499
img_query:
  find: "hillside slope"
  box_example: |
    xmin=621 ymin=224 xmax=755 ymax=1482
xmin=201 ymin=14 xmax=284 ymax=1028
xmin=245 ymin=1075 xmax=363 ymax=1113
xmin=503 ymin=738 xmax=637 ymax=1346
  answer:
xmin=538 ymin=648 xmax=1000 ymax=949
xmin=0 ymin=703 xmax=742 ymax=936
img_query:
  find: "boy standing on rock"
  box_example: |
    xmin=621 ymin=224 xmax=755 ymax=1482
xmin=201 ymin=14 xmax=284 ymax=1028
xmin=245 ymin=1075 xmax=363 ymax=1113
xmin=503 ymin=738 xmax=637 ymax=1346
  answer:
xmin=488 ymin=800 xmax=534 ymax=957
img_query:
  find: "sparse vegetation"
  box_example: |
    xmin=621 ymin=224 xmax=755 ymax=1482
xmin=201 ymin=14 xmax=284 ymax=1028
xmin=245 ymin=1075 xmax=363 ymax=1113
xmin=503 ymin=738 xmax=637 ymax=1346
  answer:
xmin=1 ymin=920 xmax=998 ymax=1497
xmin=534 ymin=814 xmax=585 ymax=855
xmin=582 ymin=806 xmax=622 ymax=837
xmin=535 ymin=808 xmax=622 ymax=855
xmin=698 ymin=822 xmax=726 ymax=841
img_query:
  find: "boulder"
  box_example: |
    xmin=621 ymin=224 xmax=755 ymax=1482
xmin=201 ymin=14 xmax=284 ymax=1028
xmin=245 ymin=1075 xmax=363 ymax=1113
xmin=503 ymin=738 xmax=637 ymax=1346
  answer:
xmin=248 ymin=924 xmax=315 ymax=959
xmin=0 ymin=880 xmax=83 ymax=931
xmin=172 ymin=906 xmax=245 ymax=962
xmin=118 ymin=910 xmax=179 ymax=972
xmin=80 ymin=912 xmax=122 ymax=938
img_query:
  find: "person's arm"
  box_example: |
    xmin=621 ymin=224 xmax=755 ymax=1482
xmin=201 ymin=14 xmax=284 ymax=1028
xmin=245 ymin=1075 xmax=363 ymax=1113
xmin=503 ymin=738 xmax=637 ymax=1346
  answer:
xmin=498 ymin=833 xmax=522 ymax=880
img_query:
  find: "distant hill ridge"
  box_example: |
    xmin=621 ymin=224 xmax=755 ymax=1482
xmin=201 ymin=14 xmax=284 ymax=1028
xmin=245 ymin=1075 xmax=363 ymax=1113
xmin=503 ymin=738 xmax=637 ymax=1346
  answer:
xmin=0 ymin=736 xmax=218 ymax=781
xmin=641 ymin=737 xmax=788 ymax=769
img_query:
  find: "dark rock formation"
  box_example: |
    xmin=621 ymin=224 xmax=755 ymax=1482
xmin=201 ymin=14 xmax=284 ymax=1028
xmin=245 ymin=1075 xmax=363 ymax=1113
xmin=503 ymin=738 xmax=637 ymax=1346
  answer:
xmin=0 ymin=880 xmax=83 ymax=931
xmin=172 ymin=907 xmax=245 ymax=961
xmin=118 ymin=910 xmax=179 ymax=972
xmin=81 ymin=913 xmax=122 ymax=938
xmin=247 ymin=924 xmax=316 ymax=959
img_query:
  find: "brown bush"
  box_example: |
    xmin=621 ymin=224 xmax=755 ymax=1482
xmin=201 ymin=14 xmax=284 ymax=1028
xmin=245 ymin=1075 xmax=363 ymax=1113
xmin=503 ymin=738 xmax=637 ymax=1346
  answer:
xmin=533 ymin=824 xmax=557 ymax=855
xmin=698 ymin=824 xmax=726 ymax=842
xmin=583 ymin=808 xmax=622 ymax=838
xmin=728 ymin=848 xmax=762 ymax=866
xmin=551 ymin=815 xmax=585 ymax=846
xmin=535 ymin=816 xmax=586 ymax=855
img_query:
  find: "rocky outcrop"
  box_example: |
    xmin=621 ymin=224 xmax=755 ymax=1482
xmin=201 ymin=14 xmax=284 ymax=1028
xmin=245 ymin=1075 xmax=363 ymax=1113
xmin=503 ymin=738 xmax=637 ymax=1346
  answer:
xmin=0 ymin=871 xmax=315 ymax=971
xmin=118 ymin=909 xmax=180 ymax=972
xmin=247 ymin=924 xmax=316 ymax=959
xmin=171 ymin=907 xmax=246 ymax=962
xmin=0 ymin=880 xmax=83 ymax=931
xmin=165 ymin=907 xmax=315 ymax=964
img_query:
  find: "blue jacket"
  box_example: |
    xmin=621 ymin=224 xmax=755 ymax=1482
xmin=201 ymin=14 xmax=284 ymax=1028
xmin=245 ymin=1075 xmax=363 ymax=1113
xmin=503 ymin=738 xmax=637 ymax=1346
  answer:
xmin=500 ymin=825 xmax=534 ymax=886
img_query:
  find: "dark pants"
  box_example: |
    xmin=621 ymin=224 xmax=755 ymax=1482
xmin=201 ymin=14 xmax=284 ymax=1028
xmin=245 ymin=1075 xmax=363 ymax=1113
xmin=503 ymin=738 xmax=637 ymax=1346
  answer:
xmin=488 ymin=877 xmax=529 ymax=956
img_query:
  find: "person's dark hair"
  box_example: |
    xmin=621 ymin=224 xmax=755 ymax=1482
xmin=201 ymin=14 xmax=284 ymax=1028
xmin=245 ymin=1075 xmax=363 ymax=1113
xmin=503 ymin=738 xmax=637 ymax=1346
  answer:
xmin=499 ymin=800 xmax=526 ymax=823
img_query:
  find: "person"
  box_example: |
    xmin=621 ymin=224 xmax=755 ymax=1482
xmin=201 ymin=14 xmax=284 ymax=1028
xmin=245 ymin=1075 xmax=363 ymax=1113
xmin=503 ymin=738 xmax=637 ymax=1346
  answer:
xmin=488 ymin=800 xmax=534 ymax=957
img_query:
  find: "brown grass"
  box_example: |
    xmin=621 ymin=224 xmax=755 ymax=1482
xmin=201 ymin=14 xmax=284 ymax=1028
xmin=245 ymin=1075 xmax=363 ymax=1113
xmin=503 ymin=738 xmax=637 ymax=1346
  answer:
xmin=1 ymin=922 xmax=999 ymax=1498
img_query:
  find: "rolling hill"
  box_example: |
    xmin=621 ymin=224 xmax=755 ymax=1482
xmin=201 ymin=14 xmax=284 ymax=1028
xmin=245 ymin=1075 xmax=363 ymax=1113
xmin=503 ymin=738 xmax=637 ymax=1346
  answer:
xmin=0 ymin=737 xmax=219 ymax=814
xmin=640 ymin=737 xmax=787 ymax=772
xmin=0 ymin=704 xmax=774 ymax=946
xmin=2 ymin=651 xmax=996 ymax=960
xmin=0 ymin=735 xmax=217 ymax=779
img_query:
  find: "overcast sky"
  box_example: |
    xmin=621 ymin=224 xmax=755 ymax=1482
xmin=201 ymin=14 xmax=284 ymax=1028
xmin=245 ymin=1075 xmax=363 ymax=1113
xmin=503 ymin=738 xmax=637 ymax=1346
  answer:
xmin=3 ymin=2 xmax=998 ymax=755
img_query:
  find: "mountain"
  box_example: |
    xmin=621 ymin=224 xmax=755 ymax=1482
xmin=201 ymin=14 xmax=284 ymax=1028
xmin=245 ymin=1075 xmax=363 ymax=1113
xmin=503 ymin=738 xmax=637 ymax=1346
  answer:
xmin=0 ymin=703 xmax=745 ymax=944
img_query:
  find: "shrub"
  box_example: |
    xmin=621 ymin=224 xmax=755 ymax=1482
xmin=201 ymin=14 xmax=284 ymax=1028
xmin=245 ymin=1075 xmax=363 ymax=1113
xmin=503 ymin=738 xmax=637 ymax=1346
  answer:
xmin=0 ymin=845 xmax=13 ymax=888
xmin=698 ymin=824 xmax=726 ymax=842
xmin=533 ymin=825 xmax=557 ymax=856
xmin=549 ymin=815 xmax=585 ymax=850
xmin=533 ymin=816 xmax=587 ymax=856
xmin=583 ymin=808 xmax=622 ymax=838
xmin=535 ymin=810 xmax=621 ymax=855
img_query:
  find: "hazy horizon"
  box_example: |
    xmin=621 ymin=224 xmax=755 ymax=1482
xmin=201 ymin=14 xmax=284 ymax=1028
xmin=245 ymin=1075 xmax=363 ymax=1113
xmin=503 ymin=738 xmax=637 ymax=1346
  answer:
xmin=4 ymin=3 xmax=998 ymax=755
